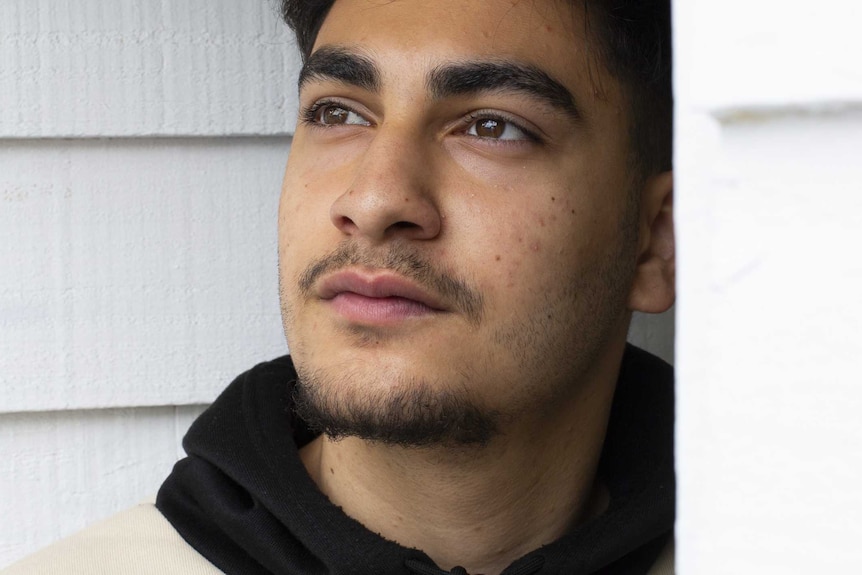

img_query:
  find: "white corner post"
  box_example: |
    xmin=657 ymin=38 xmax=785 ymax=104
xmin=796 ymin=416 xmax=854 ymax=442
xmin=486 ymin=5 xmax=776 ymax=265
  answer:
xmin=674 ymin=1 xmax=862 ymax=572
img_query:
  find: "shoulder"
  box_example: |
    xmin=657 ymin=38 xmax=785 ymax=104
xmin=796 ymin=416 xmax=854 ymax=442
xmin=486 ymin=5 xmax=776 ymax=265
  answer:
xmin=1 ymin=503 xmax=223 ymax=575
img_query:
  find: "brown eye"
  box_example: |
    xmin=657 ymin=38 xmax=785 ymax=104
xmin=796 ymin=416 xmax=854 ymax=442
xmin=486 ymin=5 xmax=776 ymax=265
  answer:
xmin=475 ymin=119 xmax=504 ymax=138
xmin=317 ymin=105 xmax=347 ymax=125
xmin=466 ymin=116 xmax=531 ymax=141
xmin=311 ymin=104 xmax=371 ymax=127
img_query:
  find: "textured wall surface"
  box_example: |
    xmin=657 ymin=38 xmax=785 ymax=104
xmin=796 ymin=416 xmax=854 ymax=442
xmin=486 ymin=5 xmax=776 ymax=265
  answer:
xmin=0 ymin=0 xmax=674 ymax=568
xmin=0 ymin=405 xmax=207 ymax=563
xmin=674 ymin=0 xmax=862 ymax=572
xmin=0 ymin=0 xmax=300 ymax=136
xmin=0 ymin=0 xmax=296 ymax=566
xmin=0 ymin=138 xmax=289 ymax=413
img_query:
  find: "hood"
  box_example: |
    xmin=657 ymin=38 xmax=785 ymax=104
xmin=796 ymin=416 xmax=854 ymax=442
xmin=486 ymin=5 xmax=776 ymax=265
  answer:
xmin=156 ymin=344 xmax=674 ymax=574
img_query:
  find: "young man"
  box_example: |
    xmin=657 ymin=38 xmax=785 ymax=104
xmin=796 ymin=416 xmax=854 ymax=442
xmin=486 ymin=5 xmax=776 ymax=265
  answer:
xmin=4 ymin=0 xmax=674 ymax=573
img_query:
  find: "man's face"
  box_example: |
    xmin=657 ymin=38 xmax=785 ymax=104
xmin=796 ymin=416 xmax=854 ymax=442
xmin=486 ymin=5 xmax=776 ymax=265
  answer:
xmin=278 ymin=0 xmax=641 ymax=444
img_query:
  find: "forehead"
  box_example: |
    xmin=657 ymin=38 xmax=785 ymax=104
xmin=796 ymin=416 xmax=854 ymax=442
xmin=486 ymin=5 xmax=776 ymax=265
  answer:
xmin=313 ymin=0 xmax=620 ymax=107
xmin=318 ymin=0 xmax=579 ymax=52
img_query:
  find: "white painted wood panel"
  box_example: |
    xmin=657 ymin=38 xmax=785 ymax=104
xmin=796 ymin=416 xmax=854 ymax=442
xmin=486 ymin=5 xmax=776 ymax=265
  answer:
xmin=677 ymin=109 xmax=862 ymax=573
xmin=675 ymin=0 xmax=862 ymax=571
xmin=0 ymin=404 xmax=207 ymax=568
xmin=0 ymin=0 xmax=300 ymax=137
xmin=675 ymin=1 xmax=862 ymax=112
xmin=0 ymin=138 xmax=290 ymax=413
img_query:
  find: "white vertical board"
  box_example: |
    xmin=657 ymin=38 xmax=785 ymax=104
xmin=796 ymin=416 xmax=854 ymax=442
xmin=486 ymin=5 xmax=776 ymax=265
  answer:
xmin=675 ymin=0 xmax=862 ymax=111
xmin=0 ymin=405 xmax=207 ymax=568
xmin=0 ymin=0 xmax=300 ymax=137
xmin=675 ymin=0 xmax=862 ymax=572
xmin=0 ymin=138 xmax=290 ymax=413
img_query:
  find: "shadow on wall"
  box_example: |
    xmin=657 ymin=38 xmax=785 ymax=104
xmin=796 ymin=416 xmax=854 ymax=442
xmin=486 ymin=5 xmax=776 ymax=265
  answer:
xmin=628 ymin=305 xmax=675 ymax=365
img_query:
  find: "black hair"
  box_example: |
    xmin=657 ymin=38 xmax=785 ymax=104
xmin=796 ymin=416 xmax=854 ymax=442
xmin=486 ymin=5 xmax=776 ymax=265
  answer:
xmin=280 ymin=0 xmax=672 ymax=177
xmin=587 ymin=0 xmax=673 ymax=176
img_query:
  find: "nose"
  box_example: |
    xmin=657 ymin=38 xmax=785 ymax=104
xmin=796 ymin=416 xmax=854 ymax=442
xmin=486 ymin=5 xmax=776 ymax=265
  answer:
xmin=329 ymin=130 xmax=442 ymax=244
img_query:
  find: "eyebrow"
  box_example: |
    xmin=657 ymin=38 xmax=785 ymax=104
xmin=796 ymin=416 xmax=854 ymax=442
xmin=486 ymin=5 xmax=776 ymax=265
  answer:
xmin=427 ymin=60 xmax=583 ymax=121
xmin=298 ymin=46 xmax=582 ymax=121
xmin=298 ymin=46 xmax=380 ymax=93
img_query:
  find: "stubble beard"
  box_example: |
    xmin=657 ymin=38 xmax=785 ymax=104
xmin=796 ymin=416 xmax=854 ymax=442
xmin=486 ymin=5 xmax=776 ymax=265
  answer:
xmin=282 ymin=201 xmax=639 ymax=449
xmin=292 ymin=365 xmax=500 ymax=448
xmin=284 ymin=242 xmax=499 ymax=448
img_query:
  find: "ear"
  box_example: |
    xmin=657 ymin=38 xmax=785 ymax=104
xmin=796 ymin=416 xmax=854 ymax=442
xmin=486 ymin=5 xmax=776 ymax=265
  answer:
xmin=628 ymin=171 xmax=675 ymax=314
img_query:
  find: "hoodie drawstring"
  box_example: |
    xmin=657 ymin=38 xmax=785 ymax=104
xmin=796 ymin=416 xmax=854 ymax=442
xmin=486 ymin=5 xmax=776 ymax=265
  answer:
xmin=404 ymin=556 xmax=544 ymax=575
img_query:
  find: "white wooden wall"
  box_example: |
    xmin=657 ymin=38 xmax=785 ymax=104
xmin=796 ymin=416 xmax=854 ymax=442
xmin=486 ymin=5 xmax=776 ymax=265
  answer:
xmin=674 ymin=0 xmax=862 ymax=572
xmin=0 ymin=0 xmax=673 ymax=568
xmin=0 ymin=0 xmax=297 ymax=566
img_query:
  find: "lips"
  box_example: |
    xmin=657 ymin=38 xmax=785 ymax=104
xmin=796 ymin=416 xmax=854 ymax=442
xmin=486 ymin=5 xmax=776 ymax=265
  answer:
xmin=319 ymin=270 xmax=446 ymax=309
xmin=317 ymin=270 xmax=446 ymax=324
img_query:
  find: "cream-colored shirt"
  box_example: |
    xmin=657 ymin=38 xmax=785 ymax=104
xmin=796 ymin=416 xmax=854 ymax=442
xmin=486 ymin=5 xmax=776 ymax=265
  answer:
xmin=1 ymin=503 xmax=222 ymax=575
xmin=3 ymin=503 xmax=674 ymax=574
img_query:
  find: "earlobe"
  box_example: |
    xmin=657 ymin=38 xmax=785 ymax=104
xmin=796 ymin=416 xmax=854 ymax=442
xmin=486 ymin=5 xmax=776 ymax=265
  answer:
xmin=628 ymin=171 xmax=675 ymax=314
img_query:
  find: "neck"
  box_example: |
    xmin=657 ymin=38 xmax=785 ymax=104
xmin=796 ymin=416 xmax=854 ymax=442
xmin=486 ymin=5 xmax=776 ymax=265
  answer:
xmin=300 ymin=344 xmax=625 ymax=575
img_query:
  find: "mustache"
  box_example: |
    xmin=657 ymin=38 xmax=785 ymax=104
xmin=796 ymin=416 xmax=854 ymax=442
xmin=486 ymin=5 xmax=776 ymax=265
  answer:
xmin=298 ymin=243 xmax=484 ymax=325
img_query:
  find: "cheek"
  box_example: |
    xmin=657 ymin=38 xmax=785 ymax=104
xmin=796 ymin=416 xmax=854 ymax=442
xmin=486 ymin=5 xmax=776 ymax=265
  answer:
xmin=278 ymin=193 xmax=324 ymax=302
xmin=280 ymin=137 xmax=355 ymax=229
xmin=475 ymin=202 xmax=577 ymax=299
xmin=279 ymin=160 xmax=343 ymax=250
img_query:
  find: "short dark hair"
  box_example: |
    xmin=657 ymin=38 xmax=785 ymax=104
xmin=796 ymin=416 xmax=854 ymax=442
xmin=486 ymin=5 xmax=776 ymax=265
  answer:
xmin=280 ymin=0 xmax=672 ymax=177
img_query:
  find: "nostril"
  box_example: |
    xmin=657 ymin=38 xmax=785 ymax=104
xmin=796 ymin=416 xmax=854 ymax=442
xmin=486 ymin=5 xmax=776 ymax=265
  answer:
xmin=334 ymin=215 xmax=357 ymax=230
xmin=390 ymin=221 xmax=420 ymax=230
xmin=385 ymin=220 xmax=427 ymax=239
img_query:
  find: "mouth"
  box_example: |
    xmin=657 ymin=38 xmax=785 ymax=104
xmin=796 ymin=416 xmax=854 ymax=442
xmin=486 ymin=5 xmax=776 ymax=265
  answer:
xmin=317 ymin=269 xmax=447 ymax=325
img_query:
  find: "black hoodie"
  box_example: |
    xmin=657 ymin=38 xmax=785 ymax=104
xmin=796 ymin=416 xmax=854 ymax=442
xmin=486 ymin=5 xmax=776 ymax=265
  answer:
xmin=156 ymin=344 xmax=674 ymax=575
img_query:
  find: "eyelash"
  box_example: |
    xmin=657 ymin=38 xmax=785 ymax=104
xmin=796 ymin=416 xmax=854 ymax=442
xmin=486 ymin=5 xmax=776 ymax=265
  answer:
xmin=299 ymin=100 xmax=541 ymax=145
xmin=461 ymin=111 xmax=541 ymax=144
xmin=299 ymin=99 xmax=359 ymax=128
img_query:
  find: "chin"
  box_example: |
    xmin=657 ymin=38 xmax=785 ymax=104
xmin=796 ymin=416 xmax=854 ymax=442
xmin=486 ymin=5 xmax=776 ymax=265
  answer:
xmin=291 ymin=353 xmax=500 ymax=448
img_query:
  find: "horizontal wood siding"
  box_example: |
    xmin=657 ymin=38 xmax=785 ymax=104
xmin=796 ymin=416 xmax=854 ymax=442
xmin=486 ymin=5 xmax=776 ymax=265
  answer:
xmin=0 ymin=138 xmax=290 ymax=413
xmin=0 ymin=0 xmax=300 ymax=137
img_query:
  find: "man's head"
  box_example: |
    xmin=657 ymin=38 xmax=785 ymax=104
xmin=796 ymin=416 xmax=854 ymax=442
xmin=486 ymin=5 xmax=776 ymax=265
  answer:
xmin=276 ymin=0 xmax=674 ymax=447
